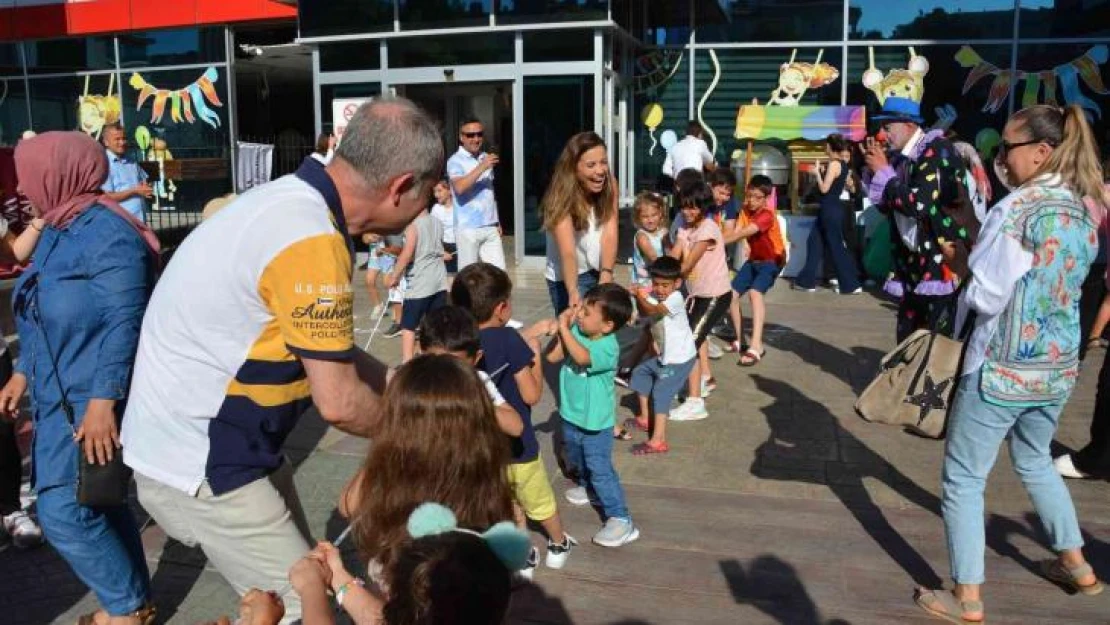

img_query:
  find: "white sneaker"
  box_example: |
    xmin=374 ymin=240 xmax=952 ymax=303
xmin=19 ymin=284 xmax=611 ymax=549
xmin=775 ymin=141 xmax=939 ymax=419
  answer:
xmin=706 ymin=340 xmax=724 ymax=360
xmin=507 ymin=318 xmax=525 ymax=329
xmin=701 ymin=376 xmax=716 ymax=397
xmin=669 ymin=398 xmax=708 ymax=421
xmin=1054 ymin=454 xmax=1091 ymax=479
xmin=545 ymin=534 xmax=577 ymax=569
xmin=565 ymin=486 xmax=591 ymax=506
xmin=2 ymin=510 xmax=43 ymax=549
xmin=593 ymin=517 xmax=640 ymax=548
xmin=517 ymin=546 xmax=539 ymax=581
xmin=836 ymin=286 xmax=863 ymax=295
xmin=369 ymin=303 xmax=384 ymax=320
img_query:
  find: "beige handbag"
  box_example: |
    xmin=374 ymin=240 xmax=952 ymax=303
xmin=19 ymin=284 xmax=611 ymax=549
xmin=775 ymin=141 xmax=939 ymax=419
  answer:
xmin=855 ymin=328 xmax=964 ymax=439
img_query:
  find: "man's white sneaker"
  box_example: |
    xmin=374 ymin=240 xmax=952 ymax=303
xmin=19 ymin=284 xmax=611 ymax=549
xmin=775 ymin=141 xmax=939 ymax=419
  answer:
xmin=1054 ymin=454 xmax=1091 ymax=479
xmin=2 ymin=510 xmax=43 ymax=549
xmin=669 ymin=398 xmax=708 ymax=421
xmin=545 ymin=534 xmax=577 ymax=569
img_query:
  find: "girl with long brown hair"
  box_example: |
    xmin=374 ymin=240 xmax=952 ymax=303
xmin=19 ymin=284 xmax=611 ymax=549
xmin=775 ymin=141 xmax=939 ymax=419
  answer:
xmin=321 ymin=354 xmax=513 ymax=622
xmin=916 ymin=103 xmax=1104 ymax=624
xmin=542 ymin=131 xmax=619 ymax=313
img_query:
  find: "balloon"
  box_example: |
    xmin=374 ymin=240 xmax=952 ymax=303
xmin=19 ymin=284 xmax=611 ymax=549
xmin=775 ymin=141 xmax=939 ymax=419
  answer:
xmin=135 ymin=125 xmax=151 ymax=152
xmin=641 ymin=103 xmax=663 ymax=129
xmin=660 ymin=129 xmax=678 ymax=151
xmin=975 ymin=128 xmax=1000 ymax=160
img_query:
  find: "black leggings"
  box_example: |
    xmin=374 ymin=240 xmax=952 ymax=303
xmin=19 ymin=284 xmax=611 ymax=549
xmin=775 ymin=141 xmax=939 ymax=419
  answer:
xmin=688 ymin=292 xmax=733 ymax=348
xmin=0 ymin=351 xmax=21 ymax=515
xmin=1074 ymin=352 xmax=1110 ymax=479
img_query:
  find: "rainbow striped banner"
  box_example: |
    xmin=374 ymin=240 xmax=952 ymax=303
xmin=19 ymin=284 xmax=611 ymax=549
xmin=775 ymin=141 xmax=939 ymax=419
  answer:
xmin=735 ymin=105 xmax=867 ymax=142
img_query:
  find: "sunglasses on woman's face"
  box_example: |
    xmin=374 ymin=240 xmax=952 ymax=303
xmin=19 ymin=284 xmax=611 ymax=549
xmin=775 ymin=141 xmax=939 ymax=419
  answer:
xmin=998 ymin=138 xmax=1045 ymax=159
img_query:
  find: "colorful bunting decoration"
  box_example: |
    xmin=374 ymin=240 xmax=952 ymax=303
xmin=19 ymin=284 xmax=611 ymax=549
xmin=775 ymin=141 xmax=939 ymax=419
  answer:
xmin=954 ymin=45 xmax=1109 ymax=119
xmin=128 ymin=67 xmax=223 ymax=129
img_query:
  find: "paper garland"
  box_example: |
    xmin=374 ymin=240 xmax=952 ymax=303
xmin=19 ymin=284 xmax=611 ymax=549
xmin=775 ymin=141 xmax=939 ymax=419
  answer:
xmin=128 ymin=67 xmax=223 ymax=129
xmin=955 ymin=45 xmax=1108 ymax=118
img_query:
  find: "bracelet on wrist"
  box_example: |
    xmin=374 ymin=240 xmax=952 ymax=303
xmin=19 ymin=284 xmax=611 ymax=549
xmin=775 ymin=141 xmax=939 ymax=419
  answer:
xmin=335 ymin=577 xmax=365 ymax=606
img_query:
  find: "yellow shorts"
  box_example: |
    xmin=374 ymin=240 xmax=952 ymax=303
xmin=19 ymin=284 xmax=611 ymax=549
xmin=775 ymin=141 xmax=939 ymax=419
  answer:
xmin=507 ymin=457 xmax=557 ymax=522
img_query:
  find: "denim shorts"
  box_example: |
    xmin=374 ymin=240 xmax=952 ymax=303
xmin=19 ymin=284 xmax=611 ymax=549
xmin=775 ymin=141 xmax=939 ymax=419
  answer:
xmin=732 ymin=260 xmax=781 ymax=294
xmin=629 ymin=356 xmax=697 ymax=415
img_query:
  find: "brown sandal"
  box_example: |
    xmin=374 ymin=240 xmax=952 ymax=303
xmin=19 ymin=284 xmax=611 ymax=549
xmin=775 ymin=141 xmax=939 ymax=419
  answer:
xmin=77 ymin=604 xmax=156 ymax=625
xmin=1041 ymin=559 xmax=1104 ymax=596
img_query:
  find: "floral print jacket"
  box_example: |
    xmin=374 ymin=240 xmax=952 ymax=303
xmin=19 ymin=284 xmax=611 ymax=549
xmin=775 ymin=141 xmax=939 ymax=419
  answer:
xmin=960 ymin=179 xmax=1098 ymax=407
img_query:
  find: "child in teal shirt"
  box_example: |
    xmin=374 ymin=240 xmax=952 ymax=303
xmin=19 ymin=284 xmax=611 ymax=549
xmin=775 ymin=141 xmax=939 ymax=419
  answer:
xmin=546 ymin=283 xmax=638 ymax=548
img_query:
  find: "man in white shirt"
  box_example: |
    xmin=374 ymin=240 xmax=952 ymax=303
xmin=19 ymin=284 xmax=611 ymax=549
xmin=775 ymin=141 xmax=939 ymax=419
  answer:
xmin=447 ymin=117 xmax=505 ymax=270
xmin=662 ymin=121 xmax=717 ymax=178
xmin=121 ymin=97 xmax=443 ymax=623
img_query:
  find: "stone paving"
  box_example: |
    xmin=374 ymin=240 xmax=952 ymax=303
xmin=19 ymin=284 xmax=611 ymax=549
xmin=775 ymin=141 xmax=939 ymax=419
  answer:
xmin=3 ymin=264 xmax=1109 ymax=624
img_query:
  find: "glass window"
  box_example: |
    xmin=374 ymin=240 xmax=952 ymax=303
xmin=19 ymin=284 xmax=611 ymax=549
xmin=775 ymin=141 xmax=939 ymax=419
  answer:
xmin=1019 ymin=1 xmax=1110 ymax=38
xmin=28 ymin=77 xmax=85 ymax=133
xmin=117 ymin=67 xmax=232 ymax=225
xmin=846 ymin=45 xmax=1011 ymax=140
xmin=299 ymin=0 xmax=394 ymax=38
xmin=23 ymin=37 xmax=115 ymax=74
xmin=1015 ymin=43 xmax=1110 ymax=152
xmin=848 ymin=0 xmax=1015 ymax=40
xmin=0 ymin=79 xmax=29 ymax=146
xmin=400 ymin=0 xmax=492 ymax=30
xmin=0 ymin=44 xmax=22 ymax=77
xmin=523 ymin=75 xmax=594 ymax=256
xmin=387 ymin=33 xmax=514 ymax=68
xmin=523 ymin=30 xmax=594 ymax=63
xmin=497 ymin=0 xmax=608 ymax=25
xmin=118 ymin=28 xmax=226 ymax=68
xmin=319 ymin=42 xmax=381 ymax=72
xmin=697 ymin=0 xmax=843 ymax=43
xmin=631 ymin=47 xmax=688 ymax=191
xmin=320 ymin=83 xmax=382 ymax=133
xmin=644 ymin=1 xmax=691 ymax=45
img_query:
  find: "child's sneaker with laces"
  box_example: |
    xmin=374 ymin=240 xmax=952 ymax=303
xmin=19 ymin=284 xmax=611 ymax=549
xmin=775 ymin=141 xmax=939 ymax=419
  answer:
xmin=545 ymin=534 xmax=577 ymax=569
xmin=669 ymin=398 xmax=708 ymax=421
xmin=2 ymin=510 xmax=43 ymax=549
xmin=515 ymin=546 xmax=540 ymax=583
xmin=593 ymin=517 xmax=639 ymax=548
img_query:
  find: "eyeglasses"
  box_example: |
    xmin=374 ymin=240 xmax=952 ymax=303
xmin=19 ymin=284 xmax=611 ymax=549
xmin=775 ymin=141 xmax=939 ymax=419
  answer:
xmin=997 ymin=138 xmax=1043 ymax=158
xmin=462 ymin=131 xmax=484 ymax=138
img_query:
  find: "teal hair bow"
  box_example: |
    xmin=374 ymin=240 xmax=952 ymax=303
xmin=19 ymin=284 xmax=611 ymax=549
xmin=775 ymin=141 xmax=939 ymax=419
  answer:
xmin=407 ymin=503 xmax=532 ymax=572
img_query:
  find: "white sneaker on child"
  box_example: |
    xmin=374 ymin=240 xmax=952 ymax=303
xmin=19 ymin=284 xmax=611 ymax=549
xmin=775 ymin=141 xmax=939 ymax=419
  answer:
xmin=669 ymin=398 xmax=708 ymax=421
xmin=593 ymin=518 xmax=639 ymax=548
xmin=564 ymin=486 xmax=591 ymax=506
xmin=706 ymin=341 xmax=724 ymax=360
xmin=517 ymin=546 xmax=540 ymax=581
xmin=545 ymin=534 xmax=577 ymax=569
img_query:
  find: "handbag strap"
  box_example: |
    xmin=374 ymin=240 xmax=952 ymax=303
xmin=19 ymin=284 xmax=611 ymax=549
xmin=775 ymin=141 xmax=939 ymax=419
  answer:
xmin=24 ymin=234 xmax=78 ymax=435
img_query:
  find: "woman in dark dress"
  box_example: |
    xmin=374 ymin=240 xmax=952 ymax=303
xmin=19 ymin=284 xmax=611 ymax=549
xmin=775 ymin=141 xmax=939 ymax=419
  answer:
xmin=794 ymin=133 xmax=862 ymax=294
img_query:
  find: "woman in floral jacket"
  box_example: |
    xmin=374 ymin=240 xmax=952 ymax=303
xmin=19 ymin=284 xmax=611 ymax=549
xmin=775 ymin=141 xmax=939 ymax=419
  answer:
xmin=915 ymin=104 xmax=1105 ymax=624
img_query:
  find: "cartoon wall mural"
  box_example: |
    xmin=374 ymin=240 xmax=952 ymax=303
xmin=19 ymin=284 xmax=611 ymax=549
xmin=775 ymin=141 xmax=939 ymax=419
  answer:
xmin=129 ymin=67 xmax=224 ymax=129
xmin=768 ymin=49 xmax=840 ymax=107
xmin=955 ymin=45 xmax=1109 ymax=119
xmin=862 ymin=47 xmax=930 ymax=105
xmin=698 ymin=50 xmax=723 ymax=154
xmin=77 ymin=74 xmax=121 ymax=140
xmin=640 ymin=102 xmax=664 ymax=155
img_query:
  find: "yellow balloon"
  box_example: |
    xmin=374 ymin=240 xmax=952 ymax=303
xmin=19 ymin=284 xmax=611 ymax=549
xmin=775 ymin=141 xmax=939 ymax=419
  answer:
xmin=641 ymin=103 xmax=663 ymax=129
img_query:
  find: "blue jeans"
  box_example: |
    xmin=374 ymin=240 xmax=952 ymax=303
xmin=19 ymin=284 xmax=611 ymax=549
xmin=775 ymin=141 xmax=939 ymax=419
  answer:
xmin=36 ymin=485 xmax=151 ymax=615
xmin=795 ymin=202 xmax=860 ymax=292
xmin=547 ymin=270 xmax=600 ymax=314
xmin=562 ymin=420 xmax=630 ymax=521
xmin=942 ymin=369 xmax=1083 ymax=584
xmin=629 ymin=356 xmax=697 ymax=415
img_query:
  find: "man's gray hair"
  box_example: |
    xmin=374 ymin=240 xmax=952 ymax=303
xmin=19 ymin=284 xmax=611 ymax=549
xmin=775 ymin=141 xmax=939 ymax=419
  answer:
xmin=335 ymin=97 xmax=443 ymax=191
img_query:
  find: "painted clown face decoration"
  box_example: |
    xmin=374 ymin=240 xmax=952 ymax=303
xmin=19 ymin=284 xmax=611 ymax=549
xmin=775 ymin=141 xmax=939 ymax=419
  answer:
xmin=863 ymin=54 xmax=930 ymax=105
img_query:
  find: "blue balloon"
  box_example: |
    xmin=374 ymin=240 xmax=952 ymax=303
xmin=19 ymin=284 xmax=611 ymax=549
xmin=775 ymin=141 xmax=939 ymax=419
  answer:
xmin=660 ymin=129 xmax=678 ymax=150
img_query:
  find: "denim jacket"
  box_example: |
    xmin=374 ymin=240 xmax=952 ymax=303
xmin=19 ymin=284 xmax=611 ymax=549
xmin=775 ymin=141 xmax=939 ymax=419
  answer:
xmin=12 ymin=205 xmax=154 ymax=491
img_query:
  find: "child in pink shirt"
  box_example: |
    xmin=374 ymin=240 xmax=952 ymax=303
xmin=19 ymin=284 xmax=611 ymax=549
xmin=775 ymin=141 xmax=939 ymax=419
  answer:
xmin=668 ymin=176 xmax=733 ymax=422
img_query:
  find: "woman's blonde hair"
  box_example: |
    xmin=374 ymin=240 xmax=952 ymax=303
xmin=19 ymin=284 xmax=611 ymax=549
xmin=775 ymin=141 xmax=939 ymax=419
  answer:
xmin=540 ymin=131 xmax=615 ymax=232
xmin=632 ymin=191 xmax=667 ymax=229
xmin=1010 ymin=104 xmax=1107 ymax=202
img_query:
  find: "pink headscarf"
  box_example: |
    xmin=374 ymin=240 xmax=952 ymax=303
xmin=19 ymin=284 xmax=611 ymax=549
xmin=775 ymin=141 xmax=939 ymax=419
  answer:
xmin=14 ymin=131 xmax=160 ymax=255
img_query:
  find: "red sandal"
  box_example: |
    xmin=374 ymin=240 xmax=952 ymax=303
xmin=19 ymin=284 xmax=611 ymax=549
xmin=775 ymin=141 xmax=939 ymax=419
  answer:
xmin=631 ymin=440 xmax=669 ymax=455
xmin=625 ymin=417 xmax=650 ymax=432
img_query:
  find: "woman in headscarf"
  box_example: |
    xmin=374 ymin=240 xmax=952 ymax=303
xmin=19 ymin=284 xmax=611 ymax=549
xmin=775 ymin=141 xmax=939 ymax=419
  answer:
xmin=0 ymin=132 xmax=159 ymax=625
